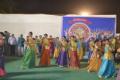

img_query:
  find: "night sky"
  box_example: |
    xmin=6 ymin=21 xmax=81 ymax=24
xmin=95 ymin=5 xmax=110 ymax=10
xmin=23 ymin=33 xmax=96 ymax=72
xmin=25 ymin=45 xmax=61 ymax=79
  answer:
xmin=0 ymin=0 xmax=120 ymax=32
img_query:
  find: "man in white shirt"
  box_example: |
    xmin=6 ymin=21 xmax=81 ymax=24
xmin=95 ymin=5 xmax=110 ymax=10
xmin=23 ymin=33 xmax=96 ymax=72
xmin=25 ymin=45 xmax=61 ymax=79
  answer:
xmin=8 ymin=34 xmax=17 ymax=56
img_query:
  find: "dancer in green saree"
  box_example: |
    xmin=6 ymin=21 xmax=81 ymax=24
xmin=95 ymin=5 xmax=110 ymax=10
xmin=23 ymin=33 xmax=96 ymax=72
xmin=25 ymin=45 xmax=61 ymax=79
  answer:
xmin=21 ymin=32 xmax=36 ymax=69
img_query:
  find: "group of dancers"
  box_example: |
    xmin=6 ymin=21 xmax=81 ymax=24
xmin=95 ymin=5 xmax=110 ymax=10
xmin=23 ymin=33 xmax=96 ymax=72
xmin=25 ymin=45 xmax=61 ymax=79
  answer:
xmin=21 ymin=32 xmax=84 ymax=69
xmin=0 ymin=31 xmax=120 ymax=80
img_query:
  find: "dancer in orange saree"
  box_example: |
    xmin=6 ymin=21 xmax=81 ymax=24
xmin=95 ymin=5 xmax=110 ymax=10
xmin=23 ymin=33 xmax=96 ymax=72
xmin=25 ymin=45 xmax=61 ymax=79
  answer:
xmin=40 ymin=34 xmax=50 ymax=66
xmin=87 ymin=40 xmax=102 ymax=72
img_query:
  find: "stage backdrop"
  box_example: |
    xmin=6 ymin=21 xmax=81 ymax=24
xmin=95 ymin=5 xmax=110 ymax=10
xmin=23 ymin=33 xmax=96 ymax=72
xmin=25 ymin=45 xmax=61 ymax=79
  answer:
xmin=62 ymin=15 xmax=116 ymax=40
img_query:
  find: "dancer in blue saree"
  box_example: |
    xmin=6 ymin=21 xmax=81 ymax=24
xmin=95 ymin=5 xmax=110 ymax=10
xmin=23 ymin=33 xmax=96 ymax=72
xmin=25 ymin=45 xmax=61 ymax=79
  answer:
xmin=98 ymin=39 xmax=115 ymax=79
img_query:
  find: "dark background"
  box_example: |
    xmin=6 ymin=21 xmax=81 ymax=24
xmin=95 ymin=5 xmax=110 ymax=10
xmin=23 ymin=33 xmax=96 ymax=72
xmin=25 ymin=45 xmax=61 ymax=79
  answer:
xmin=0 ymin=0 xmax=120 ymax=33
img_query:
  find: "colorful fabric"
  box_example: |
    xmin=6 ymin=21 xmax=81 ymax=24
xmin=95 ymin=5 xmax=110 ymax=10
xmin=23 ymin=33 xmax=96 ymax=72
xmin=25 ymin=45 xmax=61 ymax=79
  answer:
xmin=0 ymin=38 xmax=6 ymax=77
xmin=40 ymin=38 xmax=50 ymax=66
xmin=21 ymin=48 xmax=35 ymax=69
xmin=53 ymin=48 xmax=60 ymax=58
xmin=21 ymin=37 xmax=36 ymax=69
xmin=57 ymin=50 xmax=68 ymax=66
xmin=49 ymin=38 xmax=54 ymax=57
xmin=0 ymin=56 xmax=6 ymax=77
xmin=98 ymin=45 xmax=115 ymax=78
xmin=69 ymin=51 xmax=80 ymax=69
xmin=69 ymin=40 xmax=80 ymax=69
xmin=40 ymin=48 xmax=50 ymax=66
xmin=57 ymin=39 xmax=68 ymax=67
xmin=87 ymin=49 xmax=101 ymax=72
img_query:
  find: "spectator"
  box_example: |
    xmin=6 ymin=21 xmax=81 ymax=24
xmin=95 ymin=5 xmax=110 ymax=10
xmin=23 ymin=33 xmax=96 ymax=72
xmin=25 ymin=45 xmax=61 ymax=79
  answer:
xmin=8 ymin=34 xmax=17 ymax=56
xmin=4 ymin=31 xmax=10 ymax=56
xmin=17 ymin=34 xmax=25 ymax=57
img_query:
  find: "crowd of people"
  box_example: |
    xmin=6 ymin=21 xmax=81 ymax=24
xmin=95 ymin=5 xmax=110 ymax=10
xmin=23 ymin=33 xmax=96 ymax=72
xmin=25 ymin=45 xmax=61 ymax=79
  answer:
xmin=0 ymin=31 xmax=120 ymax=80
xmin=2 ymin=31 xmax=25 ymax=57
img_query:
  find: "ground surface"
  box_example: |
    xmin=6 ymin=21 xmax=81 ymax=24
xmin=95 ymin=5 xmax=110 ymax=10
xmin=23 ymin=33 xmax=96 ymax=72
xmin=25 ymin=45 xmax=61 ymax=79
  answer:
xmin=0 ymin=57 xmax=116 ymax=80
